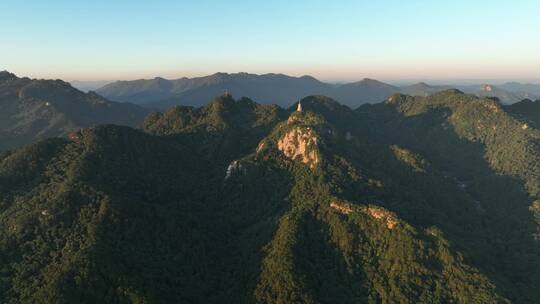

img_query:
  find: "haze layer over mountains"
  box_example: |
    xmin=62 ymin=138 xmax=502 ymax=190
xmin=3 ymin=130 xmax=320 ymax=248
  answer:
xmin=93 ymin=72 xmax=540 ymax=108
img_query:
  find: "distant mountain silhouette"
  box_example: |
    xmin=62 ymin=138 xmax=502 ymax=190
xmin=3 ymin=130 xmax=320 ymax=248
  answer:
xmin=97 ymin=73 xmax=328 ymax=108
xmin=330 ymin=78 xmax=398 ymax=106
xmin=96 ymin=73 xmax=402 ymax=108
xmin=499 ymin=82 xmax=540 ymax=96
xmin=400 ymin=82 xmax=454 ymax=96
xmin=0 ymin=71 xmax=149 ymax=151
xmin=97 ymin=73 xmax=540 ymax=109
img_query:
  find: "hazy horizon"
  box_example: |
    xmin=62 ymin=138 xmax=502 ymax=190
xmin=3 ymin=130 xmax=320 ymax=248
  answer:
xmin=4 ymin=69 xmax=540 ymax=87
xmin=35 ymin=75 xmax=540 ymax=88
xmin=63 ymin=73 xmax=540 ymax=86
xmin=3 ymin=0 xmax=540 ymax=82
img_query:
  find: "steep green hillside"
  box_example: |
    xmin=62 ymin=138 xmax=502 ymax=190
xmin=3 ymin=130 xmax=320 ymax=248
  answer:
xmin=1 ymin=93 xmax=539 ymax=303
xmin=505 ymin=99 xmax=540 ymax=127
xmin=357 ymin=91 xmax=540 ymax=302
xmin=0 ymin=71 xmax=149 ymax=152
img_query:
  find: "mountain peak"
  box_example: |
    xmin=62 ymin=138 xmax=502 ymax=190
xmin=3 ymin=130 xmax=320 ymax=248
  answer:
xmin=385 ymin=93 xmax=408 ymax=105
xmin=435 ymin=88 xmax=465 ymax=95
xmin=210 ymin=72 xmax=231 ymax=79
xmin=299 ymin=75 xmax=319 ymax=82
xmin=360 ymin=78 xmax=384 ymax=84
xmin=414 ymin=81 xmax=431 ymax=88
xmin=0 ymin=70 xmax=17 ymax=82
xmin=293 ymin=95 xmax=350 ymax=116
xmin=291 ymin=95 xmax=358 ymax=130
xmin=345 ymin=78 xmax=397 ymax=91
xmin=299 ymin=95 xmax=341 ymax=106
xmin=209 ymin=93 xmax=236 ymax=107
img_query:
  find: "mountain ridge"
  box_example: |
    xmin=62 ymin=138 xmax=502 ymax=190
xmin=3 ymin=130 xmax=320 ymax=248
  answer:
xmin=1 ymin=91 xmax=539 ymax=303
xmin=0 ymin=72 xmax=150 ymax=152
xmin=95 ymin=72 xmax=539 ymax=108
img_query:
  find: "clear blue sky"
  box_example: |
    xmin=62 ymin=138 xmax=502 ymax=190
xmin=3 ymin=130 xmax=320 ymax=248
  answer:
xmin=1 ymin=0 xmax=539 ymax=82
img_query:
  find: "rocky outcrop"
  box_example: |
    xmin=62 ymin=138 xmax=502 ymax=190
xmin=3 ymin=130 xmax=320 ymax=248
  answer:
xmin=225 ymin=160 xmax=243 ymax=180
xmin=481 ymin=84 xmax=493 ymax=92
xmin=330 ymin=202 xmax=352 ymax=214
xmin=363 ymin=206 xmax=398 ymax=229
xmin=256 ymin=142 xmax=266 ymax=153
xmin=277 ymin=127 xmax=320 ymax=168
xmin=532 ymin=200 xmax=540 ymax=211
xmin=330 ymin=201 xmax=398 ymax=229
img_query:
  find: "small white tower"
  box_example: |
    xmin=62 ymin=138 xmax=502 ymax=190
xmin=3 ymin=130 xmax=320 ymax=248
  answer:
xmin=296 ymin=101 xmax=302 ymax=112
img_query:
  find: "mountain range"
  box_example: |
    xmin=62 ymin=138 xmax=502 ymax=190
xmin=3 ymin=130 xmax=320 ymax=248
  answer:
xmin=0 ymin=71 xmax=149 ymax=152
xmin=94 ymin=72 xmax=540 ymax=108
xmin=1 ymin=88 xmax=540 ymax=303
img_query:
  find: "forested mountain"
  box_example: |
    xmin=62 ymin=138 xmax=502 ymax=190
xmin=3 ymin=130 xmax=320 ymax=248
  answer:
xmin=399 ymin=82 xmax=453 ymax=96
xmin=96 ymin=72 xmax=540 ymax=109
xmin=0 ymin=71 xmax=149 ymax=152
xmin=1 ymin=92 xmax=539 ymax=303
xmin=505 ymin=99 xmax=540 ymax=127
xmin=330 ymin=78 xmax=398 ymax=106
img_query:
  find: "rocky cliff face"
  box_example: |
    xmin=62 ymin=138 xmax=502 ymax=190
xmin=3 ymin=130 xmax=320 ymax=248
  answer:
xmin=277 ymin=127 xmax=320 ymax=169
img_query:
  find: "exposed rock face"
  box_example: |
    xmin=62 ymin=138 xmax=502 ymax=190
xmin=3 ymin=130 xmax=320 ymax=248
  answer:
xmin=330 ymin=202 xmax=352 ymax=214
xmin=481 ymin=84 xmax=493 ymax=92
xmin=225 ymin=160 xmax=243 ymax=180
xmin=68 ymin=130 xmax=82 ymax=142
xmin=256 ymin=142 xmax=266 ymax=153
xmin=330 ymin=201 xmax=397 ymax=229
xmin=363 ymin=206 xmax=397 ymax=229
xmin=277 ymin=127 xmax=320 ymax=168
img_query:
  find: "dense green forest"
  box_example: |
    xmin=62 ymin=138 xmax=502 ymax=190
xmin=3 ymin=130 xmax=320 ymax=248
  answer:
xmin=1 ymin=92 xmax=539 ymax=303
xmin=0 ymin=71 xmax=148 ymax=152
